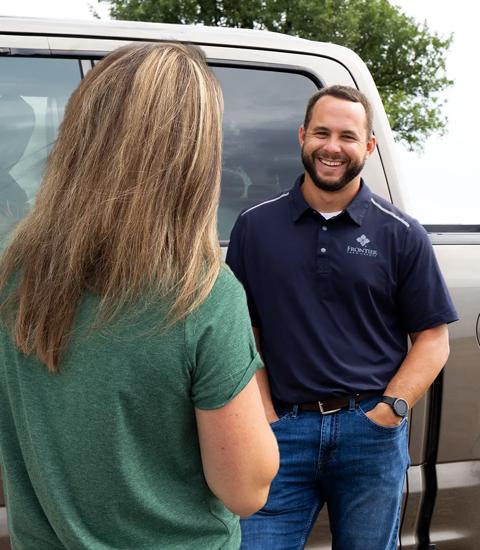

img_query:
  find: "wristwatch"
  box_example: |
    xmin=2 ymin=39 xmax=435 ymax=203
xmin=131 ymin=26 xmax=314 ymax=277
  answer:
xmin=381 ymin=396 xmax=409 ymax=418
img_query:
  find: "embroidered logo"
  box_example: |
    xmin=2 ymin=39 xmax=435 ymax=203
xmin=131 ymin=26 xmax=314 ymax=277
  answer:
xmin=356 ymin=234 xmax=370 ymax=247
xmin=347 ymin=234 xmax=378 ymax=257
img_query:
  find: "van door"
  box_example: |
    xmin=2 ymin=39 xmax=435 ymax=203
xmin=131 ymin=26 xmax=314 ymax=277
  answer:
xmin=421 ymin=236 xmax=480 ymax=550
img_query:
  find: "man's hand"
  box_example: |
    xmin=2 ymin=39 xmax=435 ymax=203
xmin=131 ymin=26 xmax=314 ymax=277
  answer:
xmin=365 ymin=402 xmax=403 ymax=427
xmin=252 ymin=328 xmax=280 ymax=424
xmin=255 ymin=369 xmax=279 ymax=423
xmin=265 ymin=408 xmax=280 ymax=424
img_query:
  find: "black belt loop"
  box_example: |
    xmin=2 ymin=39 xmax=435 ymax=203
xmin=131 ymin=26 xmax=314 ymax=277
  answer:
xmin=292 ymin=404 xmax=299 ymax=418
xmin=349 ymin=397 xmax=356 ymax=411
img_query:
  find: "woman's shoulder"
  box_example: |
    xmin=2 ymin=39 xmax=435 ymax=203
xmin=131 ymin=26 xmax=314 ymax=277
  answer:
xmin=204 ymin=264 xmax=245 ymax=306
xmin=189 ymin=265 xmax=247 ymax=327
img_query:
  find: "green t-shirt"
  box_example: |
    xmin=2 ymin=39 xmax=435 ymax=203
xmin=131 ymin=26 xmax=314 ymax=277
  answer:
xmin=0 ymin=267 xmax=262 ymax=549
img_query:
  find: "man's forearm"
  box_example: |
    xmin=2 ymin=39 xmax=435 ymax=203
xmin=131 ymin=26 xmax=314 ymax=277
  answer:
xmin=384 ymin=323 xmax=450 ymax=408
xmin=367 ymin=323 xmax=450 ymax=427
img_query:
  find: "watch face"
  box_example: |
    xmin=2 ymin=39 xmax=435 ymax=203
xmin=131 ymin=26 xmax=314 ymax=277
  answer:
xmin=393 ymin=399 xmax=408 ymax=417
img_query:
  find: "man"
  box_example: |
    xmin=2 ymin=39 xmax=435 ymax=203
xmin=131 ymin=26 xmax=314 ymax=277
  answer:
xmin=226 ymin=85 xmax=458 ymax=550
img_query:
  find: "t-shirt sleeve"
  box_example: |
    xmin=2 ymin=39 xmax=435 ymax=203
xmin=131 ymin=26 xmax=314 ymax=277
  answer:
xmin=397 ymin=221 xmax=458 ymax=333
xmin=186 ymin=267 xmax=263 ymax=410
xmin=225 ymin=214 xmax=261 ymax=327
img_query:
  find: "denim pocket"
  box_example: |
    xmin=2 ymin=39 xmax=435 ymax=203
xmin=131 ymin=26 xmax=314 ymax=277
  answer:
xmin=269 ymin=407 xmax=292 ymax=427
xmin=356 ymin=399 xmax=407 ymax=433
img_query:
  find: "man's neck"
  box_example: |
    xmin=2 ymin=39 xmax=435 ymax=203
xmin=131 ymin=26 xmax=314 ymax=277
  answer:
xmin=301 ymin=174 xmax=361 ymax=213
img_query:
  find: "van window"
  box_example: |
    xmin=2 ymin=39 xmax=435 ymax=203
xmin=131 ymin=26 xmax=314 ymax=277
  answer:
xmin=0 ymin=58 xmax=81 ymax=238
xmin=212 ymin=67 xmax=317 ymax=241
xmin=0 ymin=59 xmax=317 ymax=242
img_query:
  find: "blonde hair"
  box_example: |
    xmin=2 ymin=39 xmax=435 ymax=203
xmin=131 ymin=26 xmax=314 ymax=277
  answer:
xmin=0 ymin=42 xmax=223 ymax=373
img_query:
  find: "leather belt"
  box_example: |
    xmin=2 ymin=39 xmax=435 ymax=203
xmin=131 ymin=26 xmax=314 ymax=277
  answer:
xmin=275 ymin=392 xmax=382 ymax=415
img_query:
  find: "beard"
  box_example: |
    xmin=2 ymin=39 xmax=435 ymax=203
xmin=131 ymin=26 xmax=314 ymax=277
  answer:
xmin=301 ymin=148 xmax=366 ymax=193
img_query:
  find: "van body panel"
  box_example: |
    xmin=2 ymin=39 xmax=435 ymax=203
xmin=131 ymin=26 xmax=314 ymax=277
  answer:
xmin=0 ymin=510 xmax=8 ymax=550
xmin=0 ymin=484 xmax=7 ymax=550
xmin=422 ymin=244 xmax=480 ymax=548
xmin=430 ymin=461 xmax=480 ymax=549
xmin=434 ymin=245 xmax=480 ymax=462
xmin=0 ymin=34 xmax=49 ymax=50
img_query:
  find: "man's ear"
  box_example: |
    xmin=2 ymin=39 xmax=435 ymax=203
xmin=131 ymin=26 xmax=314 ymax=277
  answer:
xmin=366 ymin=134 xmax=377 ymax=157
xmin=299 ymin=125 xmax=305 ymax=147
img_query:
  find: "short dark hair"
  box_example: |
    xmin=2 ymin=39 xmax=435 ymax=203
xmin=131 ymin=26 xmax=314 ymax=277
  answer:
xmin=303 ymin=85 xmax=373 ymax=138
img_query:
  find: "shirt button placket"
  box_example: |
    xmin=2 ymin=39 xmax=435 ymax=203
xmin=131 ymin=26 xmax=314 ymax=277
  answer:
xmin=316 ymin=222 xmax=331 ymax=299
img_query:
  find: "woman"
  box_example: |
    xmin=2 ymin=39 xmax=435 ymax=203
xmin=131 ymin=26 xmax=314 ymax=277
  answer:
xmin=0 ymin=43 xmax=278 ymax=549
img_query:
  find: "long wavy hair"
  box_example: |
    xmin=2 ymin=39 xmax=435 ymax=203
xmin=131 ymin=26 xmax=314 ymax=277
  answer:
xmin=0 ymin=42 xmax=223 ymax=373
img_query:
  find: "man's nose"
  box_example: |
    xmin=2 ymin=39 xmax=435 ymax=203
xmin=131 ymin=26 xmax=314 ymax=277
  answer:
xmin=323 ymin=136 xmax=342 ymax=153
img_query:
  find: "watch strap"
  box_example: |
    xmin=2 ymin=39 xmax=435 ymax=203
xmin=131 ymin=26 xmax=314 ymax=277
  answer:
xmin=381 ymin=396 xmax=396 ymax=407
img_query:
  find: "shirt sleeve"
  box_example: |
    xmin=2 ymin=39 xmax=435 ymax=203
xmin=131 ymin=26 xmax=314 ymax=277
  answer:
xmin=396 ymin=220 xmax=458 ymax=333
xmin=225 ymin=214 xmax=261 ymax=327
xmin=186 ymin=267 xmax=263 ymax=410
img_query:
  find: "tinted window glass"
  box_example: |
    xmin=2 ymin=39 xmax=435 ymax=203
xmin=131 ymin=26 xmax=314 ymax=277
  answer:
xmin=0 ymin=60 xmax=317 ymax=242
xmin=213 ymin=67 xmax=317 ymax=240
xmin=0 ymin=58 xmax=81 ymax=238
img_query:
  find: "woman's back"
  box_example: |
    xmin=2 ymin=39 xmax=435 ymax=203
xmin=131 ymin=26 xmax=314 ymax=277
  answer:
xmin=0 ymin=268 xmax=261 ymax=549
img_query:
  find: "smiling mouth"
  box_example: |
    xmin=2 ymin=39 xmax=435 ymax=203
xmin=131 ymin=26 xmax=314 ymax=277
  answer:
xmin=317 ymin=157 xmax=347 ymax=168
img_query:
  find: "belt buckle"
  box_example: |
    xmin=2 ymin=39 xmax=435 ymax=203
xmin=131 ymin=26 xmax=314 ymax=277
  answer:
xmin=318 ymin=401 xmax=341 ymax=415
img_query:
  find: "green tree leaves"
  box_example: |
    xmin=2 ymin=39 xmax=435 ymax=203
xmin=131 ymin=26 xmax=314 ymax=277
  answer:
xmin=107 ymin=0 xmax=452 ymax=149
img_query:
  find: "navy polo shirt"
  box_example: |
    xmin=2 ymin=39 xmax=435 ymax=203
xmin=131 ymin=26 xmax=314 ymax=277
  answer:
xmin=226 ymin=176 xmax=458 ymax=404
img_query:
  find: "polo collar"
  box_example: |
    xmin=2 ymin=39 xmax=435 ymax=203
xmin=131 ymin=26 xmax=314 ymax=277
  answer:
xmin=289 ymin=175 xmax=372 ymax=226
xmin=345 ymin=180 xmax=372 ymax=226
xmin=289 ymin=175 xmax=311 ymax=222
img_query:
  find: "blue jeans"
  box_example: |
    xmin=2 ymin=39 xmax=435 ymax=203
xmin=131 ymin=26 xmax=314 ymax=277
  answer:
xmin=240 ymin=397 xmax=410 ymax=550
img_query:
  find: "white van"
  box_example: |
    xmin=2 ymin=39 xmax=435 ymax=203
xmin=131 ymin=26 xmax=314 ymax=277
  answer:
xmin=0 ymin=17 xmax=479 ymax=550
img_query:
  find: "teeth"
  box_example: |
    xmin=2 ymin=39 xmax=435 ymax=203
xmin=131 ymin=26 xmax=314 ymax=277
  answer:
xmin=319 ymin=159 xmax=344 ymax=167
